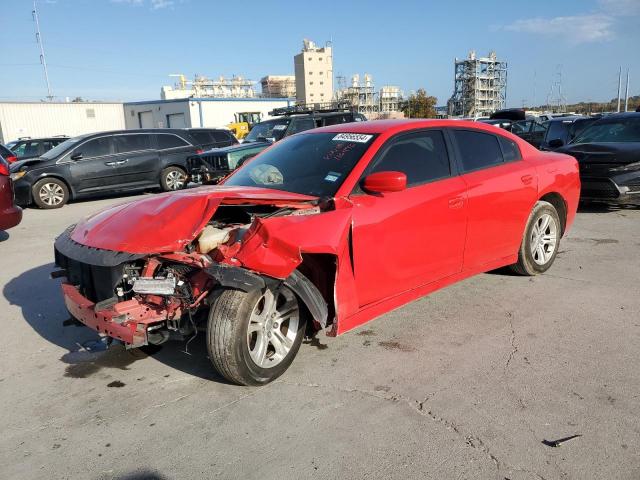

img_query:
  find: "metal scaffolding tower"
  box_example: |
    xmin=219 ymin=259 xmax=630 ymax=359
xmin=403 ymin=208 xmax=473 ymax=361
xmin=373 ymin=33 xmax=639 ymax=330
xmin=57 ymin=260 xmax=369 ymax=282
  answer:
xmin=336 ymin=74 xmax=378 ymax=115
xmin=448 ymin=51 xmax=507 ymax=117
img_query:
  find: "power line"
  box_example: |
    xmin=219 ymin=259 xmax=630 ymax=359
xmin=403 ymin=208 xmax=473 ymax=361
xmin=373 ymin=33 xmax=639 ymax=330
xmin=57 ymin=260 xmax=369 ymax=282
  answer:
xmin=32 ymin=0 xmax=53 ymax=101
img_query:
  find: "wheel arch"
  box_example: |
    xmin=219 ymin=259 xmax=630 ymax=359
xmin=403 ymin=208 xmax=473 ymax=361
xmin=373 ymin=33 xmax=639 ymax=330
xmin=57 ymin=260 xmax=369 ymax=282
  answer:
xmin=538 ymin=192 xmax=568 ymax=235
xmin=33 ymin=174 xmax=75 ymax=199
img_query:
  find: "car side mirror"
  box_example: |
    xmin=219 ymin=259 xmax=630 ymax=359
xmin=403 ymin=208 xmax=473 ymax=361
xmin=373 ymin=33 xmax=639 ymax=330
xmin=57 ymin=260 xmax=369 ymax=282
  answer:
xmin=548 ymin=139 xmax=564 ymax=149
xmin=362 ymin=171 xmax=407 ymax=194
xmin=70 ymin=152 xmax=83 ymax=161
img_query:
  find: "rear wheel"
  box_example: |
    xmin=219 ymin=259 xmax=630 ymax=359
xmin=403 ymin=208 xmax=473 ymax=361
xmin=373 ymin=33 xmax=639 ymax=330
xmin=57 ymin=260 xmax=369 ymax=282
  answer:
xmin=160 ymin=166 xmax=187 ymax=191
xmin=32 ymin=178 xmax=69 ymax=209
xmin=510 ymin=200 xmax=561 ymax=275
xmin=207 ymin=286 xmax=306 ymax=386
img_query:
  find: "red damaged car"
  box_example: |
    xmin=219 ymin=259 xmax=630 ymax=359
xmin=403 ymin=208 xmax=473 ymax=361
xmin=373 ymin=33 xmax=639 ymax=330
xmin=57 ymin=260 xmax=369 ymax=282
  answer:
xmin=54 ymin=120 xmax=580 ymax=385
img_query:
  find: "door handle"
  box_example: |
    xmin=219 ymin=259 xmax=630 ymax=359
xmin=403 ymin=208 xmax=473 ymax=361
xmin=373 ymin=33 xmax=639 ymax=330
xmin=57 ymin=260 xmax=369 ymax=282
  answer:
xmin=105 ymin=159 xmax=128 ymax=166
xmin=448 ymin=196 xmax=464 ymax=209
xmin=521 ymin=174 xmax=534 ymax=185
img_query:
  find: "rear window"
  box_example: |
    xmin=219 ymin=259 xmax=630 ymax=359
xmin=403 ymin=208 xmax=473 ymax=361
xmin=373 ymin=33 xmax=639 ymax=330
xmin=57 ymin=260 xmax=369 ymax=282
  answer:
xmin=453 ymin=130 xmax=504 ymax=172
xmin=157 ymin=134 xmax=190 ymax=149
xmin=211 ymin=131 xmax=233 ymax=143
xmin=190 ymin=131 xmax=215 ymax=145
xmin=114 ymin=134 xmax=152 ymax=154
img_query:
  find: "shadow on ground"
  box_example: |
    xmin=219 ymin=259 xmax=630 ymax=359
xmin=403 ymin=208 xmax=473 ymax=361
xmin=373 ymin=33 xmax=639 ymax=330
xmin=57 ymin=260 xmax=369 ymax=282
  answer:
xmin=3 ymin=262 xmax=230 ymax=383
xmin=578 ymin=202 xmax=640 ymax=213
xmin=0 ymin=230 xmax=9 ymax=242
xmin=98 ymin=470 xmax=169 ymax=480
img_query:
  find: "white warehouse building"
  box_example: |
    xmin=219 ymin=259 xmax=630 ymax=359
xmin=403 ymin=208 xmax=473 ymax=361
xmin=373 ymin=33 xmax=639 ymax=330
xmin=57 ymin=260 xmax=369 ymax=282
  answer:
xmin=0 ymin=102 xmax=125 ymax=144
xmin=123 ymin=98 xmax=293 ymax=130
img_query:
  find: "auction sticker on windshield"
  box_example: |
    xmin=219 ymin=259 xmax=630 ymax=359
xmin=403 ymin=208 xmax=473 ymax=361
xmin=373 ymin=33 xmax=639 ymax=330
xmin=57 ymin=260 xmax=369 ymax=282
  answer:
xmin=332 ymin=133 xmax=373 ymax=143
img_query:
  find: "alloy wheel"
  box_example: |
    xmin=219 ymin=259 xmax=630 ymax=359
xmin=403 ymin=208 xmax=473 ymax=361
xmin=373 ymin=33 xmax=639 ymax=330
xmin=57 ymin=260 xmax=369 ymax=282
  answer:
xmin=165 ymin=170 xmax=186 ymax=190
xmin=39 ymin=182 xmax=65 ymax=206
xmin=246 ymin=288 xmax=300 ymax=368
xmin=529 ymin=213 xmax=558 ymax=265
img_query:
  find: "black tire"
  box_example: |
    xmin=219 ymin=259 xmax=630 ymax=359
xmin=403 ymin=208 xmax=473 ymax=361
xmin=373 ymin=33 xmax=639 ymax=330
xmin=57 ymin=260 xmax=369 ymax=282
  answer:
xmin=160 ymin=166 xmax=187 ymax=191
xmin=510 ymin=200 xmax=561 ymax=276
xmin=207 ymin=286 xmax=306 ymax=386
xmin=32 ymin=177 xmax=69 ymax=209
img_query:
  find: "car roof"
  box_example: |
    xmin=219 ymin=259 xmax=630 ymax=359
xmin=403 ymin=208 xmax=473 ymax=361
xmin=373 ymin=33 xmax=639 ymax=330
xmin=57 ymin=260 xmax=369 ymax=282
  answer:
xmin=307 ymin=118 xmax=508 ymax=135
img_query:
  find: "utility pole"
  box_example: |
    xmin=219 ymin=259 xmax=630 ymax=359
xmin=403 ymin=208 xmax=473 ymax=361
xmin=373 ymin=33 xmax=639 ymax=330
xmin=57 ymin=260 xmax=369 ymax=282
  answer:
xmin=624 ymin=69 xmax=630 ymax=112
xmin=616 ymin=66 xmax=622 ymax=113
xmin=33 ymin=0 xmax=53 ymax=101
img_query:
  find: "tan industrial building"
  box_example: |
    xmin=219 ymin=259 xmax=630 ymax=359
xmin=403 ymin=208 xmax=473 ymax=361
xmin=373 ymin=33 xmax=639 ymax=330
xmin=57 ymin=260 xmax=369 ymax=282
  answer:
xmin=0 ymin=101 xmax=125 ymax=144
xmin=260 ymin=75 xmax=296 ymax=99
xmin=294 ymin=39 xmax=333 ymax=105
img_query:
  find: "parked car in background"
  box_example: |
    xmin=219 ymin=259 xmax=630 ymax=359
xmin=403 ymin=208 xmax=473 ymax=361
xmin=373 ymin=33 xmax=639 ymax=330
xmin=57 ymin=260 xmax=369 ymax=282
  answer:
xmin=0 ymin=144 xmax=18 ymax=164
xmin=188 ymin=106 xmax=367 ymax=185
xmin=478 ymin=118 xmax=514 ymax=131
xmin=5 ymin=136 xmax=69 ymax=161
xmin=10 ymin=128 xmax=237 ymax=209
xmin=511 ymin=119 xmax=548 ymax=148
xmin=188 ymin=142 xmax=270 ymax=184
xmin=0 ymin=154 xmax=22 ymax=231
xmin=539 ymin=116 xmax=601 ymax=151
xmin=54 ymin=119 xmax=579 ymax=385
xmin=557 ymin=112 xmax=640 ymax=203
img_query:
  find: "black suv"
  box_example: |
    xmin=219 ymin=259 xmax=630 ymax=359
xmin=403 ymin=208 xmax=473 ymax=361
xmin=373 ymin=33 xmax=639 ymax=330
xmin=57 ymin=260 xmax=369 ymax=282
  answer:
xmin=5 ymin=136 xmax=69 ymax=161
xmin=188 ymin=107 xmax=367 ymax=184
xmin=10 ymin=128 xmax=236 ymax=209
xmin=557 ymin=112 xmax=640 ymax=203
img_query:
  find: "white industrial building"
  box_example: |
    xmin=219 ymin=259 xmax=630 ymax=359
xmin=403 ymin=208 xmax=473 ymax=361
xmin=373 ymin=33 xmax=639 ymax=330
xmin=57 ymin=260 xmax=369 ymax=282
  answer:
xmin=0 ymin=102 xmax=125 ymax=144
xmin=123 ymin=98 xmax=293 ymax=130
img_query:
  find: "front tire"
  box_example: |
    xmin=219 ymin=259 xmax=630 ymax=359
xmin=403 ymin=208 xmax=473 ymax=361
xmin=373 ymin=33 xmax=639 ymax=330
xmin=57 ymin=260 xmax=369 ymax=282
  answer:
xmin=32 ymin=178 xmax=69 ymax=209
xmin=160 ymin=166 xmax=187 ymax=191
xmin=207 ymin=286 xmax=306 ymax=386
xmin=510 ymin=200 xmax=561 ymax=275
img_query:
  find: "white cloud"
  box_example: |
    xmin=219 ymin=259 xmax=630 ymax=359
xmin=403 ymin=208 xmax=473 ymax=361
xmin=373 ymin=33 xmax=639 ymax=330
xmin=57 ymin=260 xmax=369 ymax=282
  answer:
xmin=503 ymin=13 xmax=615 ymax=44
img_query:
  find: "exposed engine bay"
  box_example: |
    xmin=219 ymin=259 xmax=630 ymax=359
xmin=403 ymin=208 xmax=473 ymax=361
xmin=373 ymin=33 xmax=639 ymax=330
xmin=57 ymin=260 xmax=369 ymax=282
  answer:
xmin=54 ymin=199 xmax=330 ymax=349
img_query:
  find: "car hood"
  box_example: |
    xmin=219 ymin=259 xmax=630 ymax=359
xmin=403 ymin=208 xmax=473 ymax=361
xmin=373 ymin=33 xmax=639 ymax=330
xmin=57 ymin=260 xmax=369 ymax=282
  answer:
xmin=70 ymin=186 xmax=317 ymax=254
xmin=559 ymin=142 xmax=640 ymax=165
xmin=9 ymin=157 xmax=44 ymax=172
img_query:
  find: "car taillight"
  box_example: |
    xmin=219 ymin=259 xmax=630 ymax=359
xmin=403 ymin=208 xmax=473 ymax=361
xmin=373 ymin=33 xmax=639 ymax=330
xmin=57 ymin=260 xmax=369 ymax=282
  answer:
xmin=0 ymin=162 xmax=9 ymax=176
xmin=6 ymin=155 xmax=17 ymax=163
xmin=195 ymin=149 xmax=204 ymax=155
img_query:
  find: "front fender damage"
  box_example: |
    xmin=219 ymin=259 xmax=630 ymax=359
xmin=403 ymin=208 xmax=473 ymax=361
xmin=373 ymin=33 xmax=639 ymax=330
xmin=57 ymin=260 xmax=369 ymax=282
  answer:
xmin=204 ymin=263 xmax=329 ymax=329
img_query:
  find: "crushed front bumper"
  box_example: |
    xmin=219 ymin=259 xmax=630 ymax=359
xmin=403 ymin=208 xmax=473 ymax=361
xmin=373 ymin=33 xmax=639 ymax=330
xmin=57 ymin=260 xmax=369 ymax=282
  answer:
xmin=62 ymin=283 xmax=170 ymax=347
xmin=580 ymin=176 xmax=640 ymax=203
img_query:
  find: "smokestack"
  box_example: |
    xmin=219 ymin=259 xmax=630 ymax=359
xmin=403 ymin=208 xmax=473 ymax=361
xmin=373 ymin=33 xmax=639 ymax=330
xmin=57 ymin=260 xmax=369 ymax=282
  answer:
xmin=624 ymin=69 xmax=630 ymax=112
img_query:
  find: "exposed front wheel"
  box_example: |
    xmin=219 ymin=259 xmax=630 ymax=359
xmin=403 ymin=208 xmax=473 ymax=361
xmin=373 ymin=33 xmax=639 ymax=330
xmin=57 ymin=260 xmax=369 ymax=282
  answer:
xmin=32 ymin=178 xmax=69 ymax=209
xmin=510 ymin=200 xmax=561 ymax=275
xmin=160 ymin=166 xmax=187 ymax=191
xmin=207 ymin=286 xmax=306 ymax=386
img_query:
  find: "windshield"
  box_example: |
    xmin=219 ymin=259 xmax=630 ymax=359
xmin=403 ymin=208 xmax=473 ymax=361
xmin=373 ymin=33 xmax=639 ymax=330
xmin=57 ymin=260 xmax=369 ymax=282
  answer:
xmin=572 ymin=117 xmax=640 ymax=144
xmin=244 ymin=119 xmax=291 ymax=143
xmin=6 ymin=141 xmax=18 ymax=150
xmin=224 ymin=132 xmax=377 ymax=197
xmin=41 ymin=136 xmax=84 ymax=160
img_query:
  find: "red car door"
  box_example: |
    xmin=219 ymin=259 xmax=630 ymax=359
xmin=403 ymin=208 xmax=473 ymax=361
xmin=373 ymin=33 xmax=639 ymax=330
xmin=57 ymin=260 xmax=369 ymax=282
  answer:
xmin=450 ymin=129 xmax=538 ymax=270
xmin=350 ymin=130 xmax=468 ymax=307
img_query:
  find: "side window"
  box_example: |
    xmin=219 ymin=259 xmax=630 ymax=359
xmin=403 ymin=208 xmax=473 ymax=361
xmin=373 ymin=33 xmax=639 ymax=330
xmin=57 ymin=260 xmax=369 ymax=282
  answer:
xmin=211 ymin=131 xmax=232 ymax=143
xmin=157 ymin=134 xmax=189 ymax=150
xmin=114 ymin=134 xmax=152 ymax=154
xmin=498 ymin=136 xmax=521 ymax=163
xmin=23 ymin=141 xmax=41 ymax=157
xmin=453 ymin=130 xmax=504 ymax=172
xmin=369 ymin=130 xmax=451 ymax=186
xmin=11 ymin=142 xmax=27 ymax=156
xmin=532 ymin=122 xmax=546 ymax=133
xmin=42 ymin=141 xmax=55 ymax=152
xmin=77 ymin=137 xmax=111 ymax=158
xmin=288 ymin=118 xmax=316 ymax=134
xmin=191 ymin=131 xmax=215 ymax=145
xmin=511 ymin=121 xmax=529 ymax=134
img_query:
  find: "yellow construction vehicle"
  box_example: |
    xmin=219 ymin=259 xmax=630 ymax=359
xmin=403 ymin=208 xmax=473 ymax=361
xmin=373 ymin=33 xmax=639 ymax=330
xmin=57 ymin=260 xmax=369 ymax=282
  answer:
xmin=227 ymin=112 xmax=262 ymax=139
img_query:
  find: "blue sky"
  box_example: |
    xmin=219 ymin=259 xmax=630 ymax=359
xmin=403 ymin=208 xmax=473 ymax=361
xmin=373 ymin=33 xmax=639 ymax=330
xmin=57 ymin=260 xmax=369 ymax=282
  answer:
xmin=1 ymin=0 xmax=638 ymax=106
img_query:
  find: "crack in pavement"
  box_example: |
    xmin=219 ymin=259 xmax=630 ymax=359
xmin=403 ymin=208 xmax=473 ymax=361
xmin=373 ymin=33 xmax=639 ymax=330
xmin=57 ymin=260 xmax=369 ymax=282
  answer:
xmin=504 ymin=312 xmax=519 ymax=374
